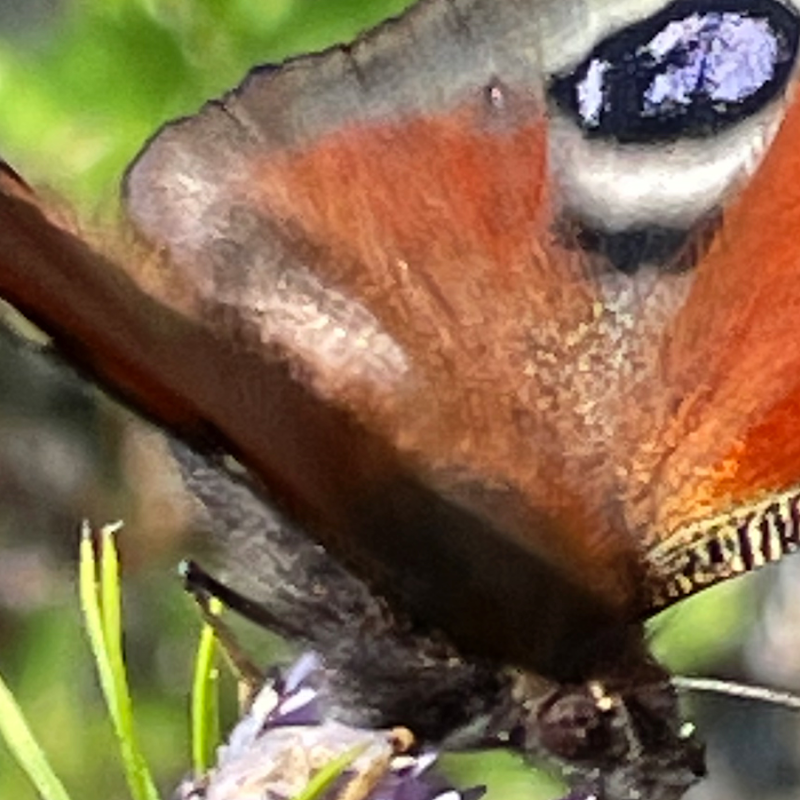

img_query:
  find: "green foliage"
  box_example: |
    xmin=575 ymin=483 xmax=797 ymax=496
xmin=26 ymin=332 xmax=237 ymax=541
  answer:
xmin=190 ymin=597 xmax=221 ymax=777
xmin=0 ymin=669 xmax=72 ymax=800
xmin=0 ymin=523 xmax=161 ymax=800
xmin=79 ymin=523 xmax=160 ymax=800
xmin=0 ymin=0 xmax=411 ymax=209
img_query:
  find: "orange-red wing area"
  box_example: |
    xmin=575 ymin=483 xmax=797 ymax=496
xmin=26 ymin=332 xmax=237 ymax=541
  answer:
xmin=639 ymin=91 xmax=800 ymax=604
xmin=248 ymin=107 xmax=660 ymax=613
xmin=128 ymin=74 xmax=657 ymax=610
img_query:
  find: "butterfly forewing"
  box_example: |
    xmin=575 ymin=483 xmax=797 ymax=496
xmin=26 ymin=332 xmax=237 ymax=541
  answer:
xmin=640 ymin=89 xmax=800 ymax=576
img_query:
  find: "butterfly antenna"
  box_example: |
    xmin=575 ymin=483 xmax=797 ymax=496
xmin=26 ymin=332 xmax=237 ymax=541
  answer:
xmin=672 ymin=676 xmax=800 ymax=710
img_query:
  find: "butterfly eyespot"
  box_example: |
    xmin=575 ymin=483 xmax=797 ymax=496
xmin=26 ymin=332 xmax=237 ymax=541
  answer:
xmin=546 ymin=0 xmax=800 ymax=236
xmin=548 ymin=0 xmax=800 ymax=143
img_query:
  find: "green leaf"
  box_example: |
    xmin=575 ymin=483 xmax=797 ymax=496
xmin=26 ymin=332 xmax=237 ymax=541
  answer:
xmin=79 ymin=522 xmax=161 ymax=800
xmin=0 ymin=670 xmax=73 ymax=800
xmin=191 ymin=597 xmax=222 ymax=776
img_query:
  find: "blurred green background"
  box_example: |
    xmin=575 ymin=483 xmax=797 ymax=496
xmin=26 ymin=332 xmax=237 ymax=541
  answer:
xmin=0 ymin=0 xmax=411 ymax=208
xmin=0 ymin=2 xmax=792 ymax=799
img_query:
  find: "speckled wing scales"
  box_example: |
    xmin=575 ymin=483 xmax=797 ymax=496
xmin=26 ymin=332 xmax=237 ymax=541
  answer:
xmin=642 ymin=94 xmax=800 ymax=614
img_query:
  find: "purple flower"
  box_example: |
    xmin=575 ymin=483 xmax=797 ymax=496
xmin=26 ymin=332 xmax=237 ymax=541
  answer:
xmin=176 ymin=654 xmax=486 ymax=800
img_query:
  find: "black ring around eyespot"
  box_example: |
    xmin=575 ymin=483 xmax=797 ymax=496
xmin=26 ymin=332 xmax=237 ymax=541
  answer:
xmin=547 ymin=0 xmax=800 ymax=144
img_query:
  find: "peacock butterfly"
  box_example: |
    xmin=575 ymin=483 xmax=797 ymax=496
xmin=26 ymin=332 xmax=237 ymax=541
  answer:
xmin=1 ymin=0 xmax=800 ymax=798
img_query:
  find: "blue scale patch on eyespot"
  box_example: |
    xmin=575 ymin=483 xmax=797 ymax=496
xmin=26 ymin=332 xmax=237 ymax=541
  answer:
xmin=548 ymin=0 xmax=800 ymax=143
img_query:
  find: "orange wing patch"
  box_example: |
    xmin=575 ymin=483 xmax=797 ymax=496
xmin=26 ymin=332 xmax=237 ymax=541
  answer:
xmin=650 ymin=89 xmax=800 ymax=533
